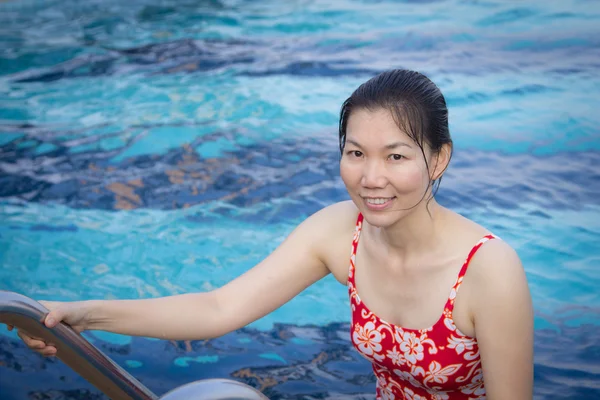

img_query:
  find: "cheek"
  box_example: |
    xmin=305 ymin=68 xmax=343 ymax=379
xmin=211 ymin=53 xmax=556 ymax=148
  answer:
xmin=339 ymin=160 xmax=358 ymax=185
xmin=392 ymin=164 xmax=429 ymax=191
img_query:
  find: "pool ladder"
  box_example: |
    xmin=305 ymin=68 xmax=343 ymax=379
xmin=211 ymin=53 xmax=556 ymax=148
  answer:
xmin=0 ymin=291 xmax=269 ymax=400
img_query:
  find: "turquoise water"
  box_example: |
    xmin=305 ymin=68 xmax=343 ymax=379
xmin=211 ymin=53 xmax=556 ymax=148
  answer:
xmin=1 ymin=0 xmax=599 ymax=398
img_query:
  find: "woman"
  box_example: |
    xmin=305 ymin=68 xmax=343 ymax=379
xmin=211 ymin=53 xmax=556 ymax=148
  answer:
xmin=11 ymin=69 xmax=534 ymax=399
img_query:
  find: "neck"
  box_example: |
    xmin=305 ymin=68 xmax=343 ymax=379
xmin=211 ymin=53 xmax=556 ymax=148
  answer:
xmin=375 ymin=199 xmax=446 ymax=258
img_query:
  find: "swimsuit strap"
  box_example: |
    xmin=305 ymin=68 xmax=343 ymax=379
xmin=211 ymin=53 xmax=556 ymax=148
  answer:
xmin=444 ymin=234 xmax=497 ymax=314
xmin=348 ymin=213 xmax=364 ymax=283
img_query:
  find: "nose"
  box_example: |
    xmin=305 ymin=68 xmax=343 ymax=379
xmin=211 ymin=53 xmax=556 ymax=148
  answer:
xmin=361 ymin=159 xmax=388 ymax=189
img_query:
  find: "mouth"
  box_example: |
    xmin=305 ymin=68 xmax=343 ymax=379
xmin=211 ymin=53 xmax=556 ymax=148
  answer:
xmin=362 ymin=196 xmax=396 ymax=210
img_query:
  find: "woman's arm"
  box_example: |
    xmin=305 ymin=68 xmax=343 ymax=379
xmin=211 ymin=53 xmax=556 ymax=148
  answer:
xmin=470 ymin=239 xmax=534 ymax=399
xmin=81 ymin=292 xmax=224 ymax=340
xmin=19 ymin=202 xmax=350 ymax=350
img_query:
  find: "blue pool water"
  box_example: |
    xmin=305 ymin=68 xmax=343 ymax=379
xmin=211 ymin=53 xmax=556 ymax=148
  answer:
xmin=0 ymin=0 xmax=599 ymax=398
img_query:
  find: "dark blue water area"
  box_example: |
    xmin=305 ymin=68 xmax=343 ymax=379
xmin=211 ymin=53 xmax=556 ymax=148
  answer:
xmin=1 ymin=323 xmax=598 ymax=399
xmin=4 ymin=33 xmax=600 ymax=83
xmin=0 ymin=131 xmax=599 ymax=224
xmin=5 ymin=39 xmax=260 ymax=83
xmin=29 ymin=224 xmax=78 ymax=232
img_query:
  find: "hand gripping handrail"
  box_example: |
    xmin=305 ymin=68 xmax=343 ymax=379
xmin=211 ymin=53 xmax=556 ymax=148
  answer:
xmin=0 ymin=291 xmax=269 ymax=400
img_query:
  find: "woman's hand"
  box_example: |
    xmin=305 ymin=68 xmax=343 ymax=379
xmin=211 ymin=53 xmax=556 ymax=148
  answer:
xmin=7 ymin=300 xmax=91 ymax=357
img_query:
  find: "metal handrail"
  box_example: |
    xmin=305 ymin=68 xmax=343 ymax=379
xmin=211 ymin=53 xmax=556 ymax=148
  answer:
xmin=0 ymin=291 xmax=157 ymax=400
xmin=0 ymin=291 xmax=269 ymax=400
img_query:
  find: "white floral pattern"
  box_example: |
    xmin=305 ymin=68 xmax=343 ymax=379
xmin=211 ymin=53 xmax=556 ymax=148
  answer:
xmin=397 ymin=331 xmax=425 ymax=365
xmin=403 ymin=387 xmax=428 ymax=400
xmin=447 ymin=335 xmax=476 ymax=356
xmin=386 ymin=346 xmax=406 ymax=367
xmin=348 ymin=213 xmax=495 ymax=399
xmin=353 ymin=321 xmax=386 ymax=362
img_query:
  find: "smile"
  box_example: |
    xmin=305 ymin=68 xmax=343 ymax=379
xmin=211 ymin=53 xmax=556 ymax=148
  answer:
xmin=364 ymin=197 xmax=394 ymax=205
xmin=362 ymin=196 xmax=396 ymax=210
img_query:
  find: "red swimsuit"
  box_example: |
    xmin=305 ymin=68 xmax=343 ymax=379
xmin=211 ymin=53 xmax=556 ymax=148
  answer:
xmin=348 ymin=213 xmax=496 ymax=399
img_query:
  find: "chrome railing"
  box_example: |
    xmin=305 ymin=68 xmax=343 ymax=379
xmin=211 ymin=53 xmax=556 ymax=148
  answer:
xmin=0 ymin=291 xmax=268 ymax=400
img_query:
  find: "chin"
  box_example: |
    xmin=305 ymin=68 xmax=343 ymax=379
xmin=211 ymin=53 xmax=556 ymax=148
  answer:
xmin=360 ymin=208 xmax=406 ymax=229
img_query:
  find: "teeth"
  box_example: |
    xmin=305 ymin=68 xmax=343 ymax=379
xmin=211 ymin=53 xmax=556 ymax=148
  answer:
xmin=366 ymin=198 xmax=392 ymax=205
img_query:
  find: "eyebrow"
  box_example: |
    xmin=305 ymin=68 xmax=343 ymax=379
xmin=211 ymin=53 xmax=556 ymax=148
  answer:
xmin=345 ymin=139 xmax=412 ymax=150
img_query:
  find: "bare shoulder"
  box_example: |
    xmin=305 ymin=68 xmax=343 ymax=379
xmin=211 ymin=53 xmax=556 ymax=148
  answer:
xmin=468 ymin=237 xmax=525 ymax=285
xmin=305 ymin=200 xmax=359 ymax=283
xmin=279 ymin=200 xmax=357 ymax=266
xmin=447 ymin=210 xmax=521 ymax=280
xmin=464 ymin=236 xmax=531 ymax=320
xmin=299 ymin=200 xmax=358 ymax=238
xmin=446 ymin=207 xmax=531 ymax=314
xmin=310 ymin=200 xmax=359 ymax=227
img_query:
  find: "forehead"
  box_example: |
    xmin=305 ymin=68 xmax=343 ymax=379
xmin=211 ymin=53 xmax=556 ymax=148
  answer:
xmin=346 ymin=108 xmax=413 ymax=144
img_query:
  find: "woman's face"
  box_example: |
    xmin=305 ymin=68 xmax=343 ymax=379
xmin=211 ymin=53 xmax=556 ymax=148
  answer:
xmin=340 ymin=107 xmax=434 ymax=228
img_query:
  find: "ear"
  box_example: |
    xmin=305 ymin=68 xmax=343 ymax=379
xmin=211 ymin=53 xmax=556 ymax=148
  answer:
xmin=431 ymin=143 xmax=452 ymax=181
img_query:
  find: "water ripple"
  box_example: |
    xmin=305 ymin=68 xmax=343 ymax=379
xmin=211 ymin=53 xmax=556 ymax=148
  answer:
xmin=1 ymin=1 xmax=599 ymax=82
xmin=0 ymin=132 xmax=598 ymax=214
xmin=0 ymin=1 xmax=598 ymax=397
xmin=1 ymin=322 xmax=598 ymax=399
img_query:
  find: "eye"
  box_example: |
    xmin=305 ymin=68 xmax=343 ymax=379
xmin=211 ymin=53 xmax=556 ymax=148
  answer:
xmin=389 ymin=154 xmax=403 ymax=161
xmin=347 ymin=150 xmax=363 ymax=158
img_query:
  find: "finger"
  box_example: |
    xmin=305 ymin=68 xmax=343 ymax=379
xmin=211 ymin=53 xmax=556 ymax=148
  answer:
xmin=17 ymin=329 xmax=31 ymax=342
xmin=17 ymin=330 xmax=45 ymax=349
xmin=32 ymin=341 xmax=47 ymax=350
xmin=38 ymin=300 xmax=61 ymax=327
xmin=7 ymin=324 xmax=13 ymax=331
xmin=40 ymin=346 xmax=57 ymax=357
xmin=25 ymin=338 xmax=47 ymax=350
xmin=19 ymin=332 xmax=45 ymax=344
xmin=44 ymin=310 xmax=63 ymax=328
xmin=17 ymin=329 xmax=36 ymax=341
xmin=28 ymin=300 xmax=62 ymax=329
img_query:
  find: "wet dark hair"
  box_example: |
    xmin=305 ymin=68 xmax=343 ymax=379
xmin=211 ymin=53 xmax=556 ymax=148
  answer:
xmin=338 ymin=69 xmax=453 ymax=203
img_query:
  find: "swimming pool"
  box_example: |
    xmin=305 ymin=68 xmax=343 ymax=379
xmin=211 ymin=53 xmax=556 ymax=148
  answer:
xmin=0 ymin=0 xmax=599 ymax=398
